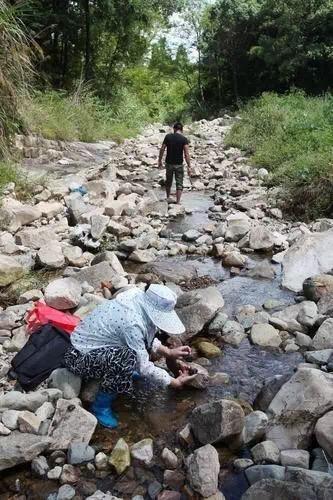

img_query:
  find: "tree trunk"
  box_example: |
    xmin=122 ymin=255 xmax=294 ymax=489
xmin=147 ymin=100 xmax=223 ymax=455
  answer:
xmin=83 ymin=0 xmax=92 ymax=80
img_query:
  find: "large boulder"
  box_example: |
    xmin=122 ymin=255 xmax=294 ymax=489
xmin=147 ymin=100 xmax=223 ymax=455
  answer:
xmin=44 ymin=278 xmax=82 ymax=310
xmin=190 ymin=399 xmax=245 ymax=445
xmin=176 ymin=287 xmax=224 ymax=338
xmin=241 ymin=479 xmax=319 ymax=500
xmin=225 ymin=212 xmax=251 ymax=242
xmin=0 ymin=432 xmax=50 ymax=471
xmin=0 ymin=254 xmax=25 ymax=287
xmin=282 ymin=229 xmax=333 ymax=292
xmin=303 ymin=274 xmax=333 ymax=302
xmin=266 ymin=368 xmax=333 ymax=449
xmin=315 ymin=410 xmax=333 ymax=460
xmin=141 ymin=261 xmax=197 ymax=284
xmin=186 ymin=444 xmax=220 ymax=498
xmin=311 ymin=318 xmax=333 ymax=350
xmin=48 ymin=399 xmax=97 ymax=450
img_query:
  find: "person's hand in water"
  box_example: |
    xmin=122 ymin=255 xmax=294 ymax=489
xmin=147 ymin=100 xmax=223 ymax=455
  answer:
xmin=167 ymin=345 xmax=191 ymax=360
xmin=170 ymin=367 xmax=197 ymax=389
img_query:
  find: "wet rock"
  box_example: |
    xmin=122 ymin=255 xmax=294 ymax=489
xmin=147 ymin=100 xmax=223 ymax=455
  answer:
xmin=142 ymin=261 xmax=197 ymax=284
xmin=161 ymin=448 xmax=178 ymax=469
xmin=186 ymin=444 xmax=219 ymax=497
xmin=47 ymin=465 xmax=63 ymax=480
xmin=233 ymin=458 xmax=254 ymax=470
xmin=148 ymin=480 xmax=162 ymax=499
xmin=208 ymin=311 xmax=228 ymax=333
xmin=190 ymin=399 xmax=245 ymax=445
xmin=241 ymin=479 xmax=317 ymax=500
xmin=284 ymin=467 xmax=333 ymax=490
xmin=31 ymin=455 xmax=49 ymax=476
xmin=249 ymin=226 xmax=275 ymax=251
xmin=44 ymin=277 xmax=82 ymax=310
xmin=311 ymin=448 xmax=330 ymax=473
xmin=305 ymin=349 xmax=333 ymax=365
xmin=223 ymin=250 xmax=246 ymax=268
xmin=109 ymin=438 xmax=130 ymax=475
xmin=266 ymin=368 xmax=333 ymax=449
xmin=131 ymin=438 xmax=153 ymax=465
xmin=48 ymin=368 xmax=82 ymax=399
xmin=186 ymin=363 xmax=210 ymax=389
xmin=315 ymin=410 xmax=333 ymax=460
xmin=248 ymin=261 xmax=275 ymax=280
xmin=178 ymin=423 xmax=193 ymax=447
xmin=0 ymin=254 xmax=25 ymax=286
xmin=221 ymin=320 xmax=246 ymax=346
xmin=0 ymin=432 xmax=50 ymax=471
xmin=250 ymin=324 xmax=282 ymax=348
xmin=236 ymin=305 xmax=256 ymax=330
xmin=95 ymin=452 xmax=108 ymax=470
xmin=297 ymin=301 xmax=318 ymax=327
xmin=197 ymin=341 xmax=221 ymax=358
xmin=157 ymin=491 xmax=180 ymax=500
xmin=67 ymin=442 xmax=95 ymax=464
xmin=251 ymin=440 xmax=280 ymax=464
xmin=176 ymin=287 xmax=224 ymax=339
xmin=163 ymin=469 xmax=185 ymax=490
xmin=241 ymin=410 xmax=268 ymax=445
xmin=303 ymin=274 xmax=333 ymax=302
xmin=48 ymin=398 xmax=97 ymax=450
xmin=18 ymin=411 xmax=42 ymax=434
xmin=245 ymin=465 xmax=286 ymax=485
xmin=280 ymin=449 xmax=310 ymax=469
xmin=311 ymin=318 xmax=333 ymax=350
xmin=56 ymin=484 xmax=76 ymax=500
xmin=129 ymin=249 xmax=157 ymax=263
xmin=182 ymin=229 xmax=202 ymax=242
xmin=60 ymin=463 xmax=80 ymax=484
xmin=282 ymin=229 xmax=333 ymax=292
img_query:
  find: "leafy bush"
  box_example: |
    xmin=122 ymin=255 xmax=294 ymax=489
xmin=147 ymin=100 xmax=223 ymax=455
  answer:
xmin=0 ymin=161 xmax=34 ymax=201
xmin=226 ymin=92 xmax=333 ymax=219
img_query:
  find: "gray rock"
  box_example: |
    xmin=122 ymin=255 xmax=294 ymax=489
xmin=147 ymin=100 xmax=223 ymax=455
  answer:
xmin=74 ymin=261 xmax=121 ymax=289
xmin=48 ymin=368 xmax=82 ymax=399
xmin=233 ymin=458 xmax=254 ymax=471
xmin=44 ymin=278 xmax=82 ymax=310
xmin=37 ymin=242 xmax=65 ymax=269
xmin=315 ymin=410 xmax=333 ymax=460
xmin=130 ymin=438 xmax=153 ymax=465
xmin=251 ymin=440 xmax=280 ymax=464
xmin=129 ymin=249 xmax=157 ymax=263
xmin=297 ymin=301 xmax=318 ymax=327
xmin=90 ymin=214 xmax=110 ymax=239
xmin=94 ymin=451 xmax=108 ymax=470
xmin=190 ymin=399 xmax=244 ymax=445
xmin=280 ymin=449 xmax=310 ymax=469
xmin=221 ymin=320 xmax=246 ymax=346
xmin=16 ymin=227 xmax=60 ymax=249
xmin=0 ymin=432 xmax=50 ymax=471
xmin=176 ymin=287 xmax=224 ymax=339
xmin=282 ymin=229 xmax=333 ymax=292
xmin=305 ymin=349 xmax=333 ymax=365
xmin=0 ymin=391 xmax=48 ymax=412
xmin=90 ymin=251 xmax=126 ymax=275
xmin=161 ymin=448 xmax=178 ymax=469
xmin=248 ymin=261 xmax=275 ymax=280
xmin=311 ymin=448 xmax=329 ymax=473
xmin=236 ymin=305 xmax=256 ymax=330
xmin=48 ymin=398 xmax=97 ymax=450
xmin=31 ymin=455 xmax=49 ymax=476
xmin=266 ymin=368 xmax=333 ymax=449
xmin=0 ymin=422 xmax=11 ymax=435
xmin=241 ymin=479 xmax=318 ymax=500
xmin=186 ymin=444 xmax=220 ymax=497
xmin=295 ymin=332 xmax=312 ymax=347
xmin=147 ymin=480 xmax=162 ymax=499
xmin=1 ymin=409 xmax=20 ymax=430
xmin=85 ymin=491 xmax=121 ymax=500
xmin=249 ymin=226 xmax=275 ymax=251
xmin=18 ymin=410 xmax=42 ymax=434
xmin=142 ymin=261 xmax=197 ymax=284
xmin=182 ymin=229 xmax=202 ymax=242
xmin=36 ymin=402 xmax=55 ymax=421
xmin=250 ymin=324 xmax=282 ymax=348
xmin=208 ymin=311 xmax=229 ymax=333
xmin=47 ymin=465 xmax=63 ymax=480
xmin=241 ymin=410 xmax=268 ymax=445
xmin=67 ymin=442 xmax=95 ymax=464
xmin=285 ymin=466 xmax=333 ymax=490
xmin=56 ymin=484 xmax=76 ymax=500
xmin=0 ymin=254 xmax=25 ymax=287
xmin=312 ymin=318 xmax=333 ymax=350
xmin=245 ymin=465 xmax=286 ymax=485
xmin=225 ymin=212 xmax=251 ymax=242
xmin=303 ymin=274 xmax=333 ymax=302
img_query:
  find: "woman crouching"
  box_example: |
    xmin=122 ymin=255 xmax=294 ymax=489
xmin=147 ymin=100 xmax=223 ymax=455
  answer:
xmin=64 ymin=284 xmax=195 ymax=428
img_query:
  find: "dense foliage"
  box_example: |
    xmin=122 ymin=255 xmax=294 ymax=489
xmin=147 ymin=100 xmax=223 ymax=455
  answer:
xmin=226 ymin=92 xmax=333 ymax=218
xmin=200 ymin=0 xmax=333 ymax=109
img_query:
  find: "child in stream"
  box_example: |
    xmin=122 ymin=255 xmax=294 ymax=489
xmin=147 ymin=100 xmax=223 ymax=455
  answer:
xmin=64 ymin=284 xmax=196 ymax=428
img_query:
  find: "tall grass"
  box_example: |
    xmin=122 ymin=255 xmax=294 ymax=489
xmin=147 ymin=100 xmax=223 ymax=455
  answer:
xmin=226 ymin=92 xmax=333 ymax=219
xmin=0 ymin=0 xmax=35 ymax=155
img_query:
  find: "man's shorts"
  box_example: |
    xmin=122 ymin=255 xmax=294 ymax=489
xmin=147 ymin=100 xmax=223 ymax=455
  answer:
xmin=165 ymin=164 xmax=184 ymax=191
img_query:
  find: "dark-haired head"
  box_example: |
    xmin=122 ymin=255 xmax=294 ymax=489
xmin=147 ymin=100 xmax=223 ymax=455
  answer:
xmin=173 ymin=122 xmax=183 ymax=132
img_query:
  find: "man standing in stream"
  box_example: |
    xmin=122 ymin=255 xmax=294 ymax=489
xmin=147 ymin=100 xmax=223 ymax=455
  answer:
xmin=158 ymin=122 xmax=192 ymax=204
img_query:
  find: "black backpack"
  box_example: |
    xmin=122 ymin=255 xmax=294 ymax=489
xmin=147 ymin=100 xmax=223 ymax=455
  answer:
xmin=9 ymin=324 xmax=71 ymax=391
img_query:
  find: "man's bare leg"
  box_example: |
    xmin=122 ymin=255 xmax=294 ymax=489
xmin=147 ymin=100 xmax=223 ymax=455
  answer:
xmin=176 ymin=189 xmax=182 ymax=204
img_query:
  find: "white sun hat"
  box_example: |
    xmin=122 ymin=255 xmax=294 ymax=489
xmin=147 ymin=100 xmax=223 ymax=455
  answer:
xmin=142 ymin=284 xmax=185 ymax=335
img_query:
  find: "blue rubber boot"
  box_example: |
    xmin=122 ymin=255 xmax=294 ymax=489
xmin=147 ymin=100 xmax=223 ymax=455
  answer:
xmin=132 ymin=370 xmax=142 ymax=381
xmin=90 ymin=391 xmax=118 ymax=429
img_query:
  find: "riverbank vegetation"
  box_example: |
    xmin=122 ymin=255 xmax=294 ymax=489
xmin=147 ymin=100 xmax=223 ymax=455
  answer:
xmin=0 ymin=0 xmax=332 ymax=217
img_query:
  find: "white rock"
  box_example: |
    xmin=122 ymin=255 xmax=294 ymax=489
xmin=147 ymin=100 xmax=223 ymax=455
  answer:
xmin=312 ymin=318 xmax=333 ymax=350
xmin=280 ymin=449 xmax=310 ymax=469
xmin=44 ymin=277 xmax=82 ymax=310
xmin=242 ymin=411 xmax=268 ymax=445
xmin=250 ymin=324 xmax=282 ymax=348
xmin=161 ymin=448 xmax=178 ymax=469
xmin=0 ymin=422 xmax=11 ymax=435
xmin=36 ymin=402 xmax=55 ymax=421
xmin=1 ymin=409 xmax=20 ymax=430
xmin=130 ymin=438 xmax=153 ymax=465
xmin=315 ymin=410 xmax=333 ymax=460
xmin=18 ymin=411 xmax=42 ymax=434
xmin=251 ymin=440 xmax=280 ymax=464
xmin=37 ymin=241 xmax=65 ymax=269
xmin=186 ymin=444 xmax=220 ymax=497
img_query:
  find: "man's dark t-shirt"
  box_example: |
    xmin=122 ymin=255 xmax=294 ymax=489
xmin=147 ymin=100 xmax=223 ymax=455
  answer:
xmin=163 ymin=132 xmax=189 ymax=165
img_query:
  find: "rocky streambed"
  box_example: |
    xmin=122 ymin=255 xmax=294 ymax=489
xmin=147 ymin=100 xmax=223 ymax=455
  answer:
xmin=0 ymin=117 xmax=333 ymax=500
